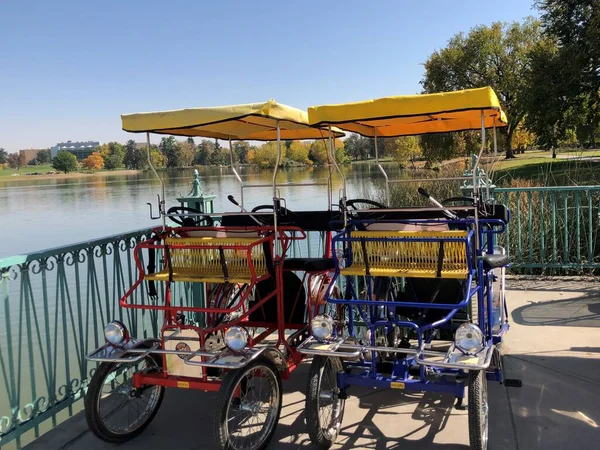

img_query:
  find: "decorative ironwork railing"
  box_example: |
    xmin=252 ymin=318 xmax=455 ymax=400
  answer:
xmin=494 ymin=186 xmax=600 ymax=272
xmin=0 ymin=227 xmax=325 ymax=449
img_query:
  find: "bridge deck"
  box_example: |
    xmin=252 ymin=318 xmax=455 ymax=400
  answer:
xmin=24 ymin=280 xmax=600 ymax=450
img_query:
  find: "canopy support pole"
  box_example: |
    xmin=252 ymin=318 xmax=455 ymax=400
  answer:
xmin=471 ymin=111 xmax=487 ymax=253
xmin=146 ymin=132 xmax=166 ymax=230
xmin=374 ymin=128 xmax=390 ymax=204
xmin=324 ymin=134 xmax=333 ymax=211
xmin=272 ymin=121 xmax=281 ymax=256
xmin=328 ymin=126 xmax=347 ymax=225
xmin=228 ymin=136 xmax=244 ymax=208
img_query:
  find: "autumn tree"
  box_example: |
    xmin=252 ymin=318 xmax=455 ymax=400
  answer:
xmin=52 ymin=150 xmax=78 ymax=173
xmin=392 ymin=136 xmax=422 ymax=168
xmin=7 ymin=152 xmax=27 ymax=171
xmin=97 ymin=142 xmax=125 ymax=170
xmin=422 ymin=19 xmax=542 ymax=157
xmin=81 ymin=151 xmax=104 ymax=171
xmin=308 ymin=139 xmax=346 ymax=165
xmin=249 ymin=142 xmax=284 ymax=168
xmin=287 ymin=141 xmax=311 ymax=165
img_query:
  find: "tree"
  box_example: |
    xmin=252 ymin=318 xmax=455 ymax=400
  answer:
xmin=344 ymin=134 xmax=371 ymax=160
xmin=392 ymin=136 xmax=422 ymax=168
xmin=528 ymin=1 xmax=600 ymax=148
xmin=422 ymin=19 xmax=542 ymax=157
xmin=287 ymin=141 xmax=311 ymax=165
xmin=159 ymin=136 xmax=180 ymax=168
xmin=81 ymin=151 xmax=104 ymax=171
xmin=150 ymin=147 xmax=167 ymax=168
xmin=123 ymin=140 xmax=146 ymax=170
xmin=249 ymin=142 xmax=283 ymax=168
xmin=195 ymin=140 xmax=214 ymax=165
xmin=34 ymin=150 xmax=51 ymax=164
xmin=0 ymin=148 xmax=7 ymax=164
xmin=308 ymin=139 xmax=346 ymax=165
xmin=7 ymin=152 xmax=26 ymax=171
xmin=52 ymin=150 xmax=78 ymax=173
xmin=96 ymin=142 xmax=125 ymax=170
xmin=232 ymin=141 xmax=250 ymax=164
xmin=177 ymin=141 xmax=196 ymax=167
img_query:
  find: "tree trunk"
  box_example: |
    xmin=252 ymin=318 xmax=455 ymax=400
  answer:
xmin=505 ymin=125 xmax=516 ymax=159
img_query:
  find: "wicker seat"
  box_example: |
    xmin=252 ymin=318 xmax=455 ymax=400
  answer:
xmin=145 ymin=236 xmax=270 ymax=284
xmin=340 ymin=230 xmax=471 ymax=280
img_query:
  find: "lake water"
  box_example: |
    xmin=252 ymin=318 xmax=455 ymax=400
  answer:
xmin=0 ymin=163 xmax=403 ymax=258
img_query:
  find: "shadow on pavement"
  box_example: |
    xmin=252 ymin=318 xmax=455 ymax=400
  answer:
xmin=511 ymin=293 xmax=600 ymax=328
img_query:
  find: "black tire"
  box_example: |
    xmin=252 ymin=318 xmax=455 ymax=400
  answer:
xmin=306 ymin=356 xmax=345 ymax=449
xmin=84 ymin=344 xmax=165 ymax=443
xmin=468 ymin=369 xmax=489 ymax=450
xmin=214 ymin=357 xmax=282 ymax=450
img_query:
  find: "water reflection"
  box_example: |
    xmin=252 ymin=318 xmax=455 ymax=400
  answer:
xmin=0 ymin=163 xmax=406 ymax=257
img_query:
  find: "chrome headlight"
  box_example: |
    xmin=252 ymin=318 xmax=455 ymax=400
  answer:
xmin=104 ymin=321 xmax=128 ymax=346
xmin=225 ymin=326 xmax=249 ymax=351
xmin=311 ymin=314 xmax=334 ymax=340
xmin=454 ymin=323 xmax=484 ymax=354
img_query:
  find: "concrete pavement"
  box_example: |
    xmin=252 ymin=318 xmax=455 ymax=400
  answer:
xmin=25 ymin=279 xmax=600 ymax=450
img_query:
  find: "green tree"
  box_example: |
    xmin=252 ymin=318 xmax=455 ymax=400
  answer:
xmin=344 ymin=134 xmax=371 ymax=160
xmin=195 ymin=139 xmax=213 ymax=165
xmin=123 ymin=140 xmax=146 ymax=169
xmin=422 ymin=19 xmax=542 ymax=157
xmin=233 ymin=141 xmax=250 ymax=164
xmin=52 ymin=150 xmax=78 ymax=173
xmin=530 ymin=0 xmax=600 ymax=148
xmin=308 ymin=139 xmax=346 ymax=165
xmin=0 ymin=148 xmax=7 ymax=164
xmin=34 ymin=150 xmax=51 ymax=164
xmin=159 ymin=136 xmax=180 ymax=168
xmin=209 ymin=139 xmax=227 ymax=165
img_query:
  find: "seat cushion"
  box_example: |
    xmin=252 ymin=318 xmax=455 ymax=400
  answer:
xmin=483 ymin=254 xmax=509 ymax=270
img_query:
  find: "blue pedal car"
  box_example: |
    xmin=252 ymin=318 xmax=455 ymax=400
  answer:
xmin=298 ymin=87 xmax=511 ymax=450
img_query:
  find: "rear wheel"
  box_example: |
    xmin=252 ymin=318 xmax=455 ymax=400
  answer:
xmin=84 ymin=345 xmax=165 ymax=443
xmin=468 ymin=369 xmax=489 ymax=450
xmin=306 ymin=356 xmax=345 ymax=449
xmin=214 ymin=357 xmax=282 ymax=450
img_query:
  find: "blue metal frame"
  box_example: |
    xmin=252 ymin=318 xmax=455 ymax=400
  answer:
xmin=322 ymin=216 xmax=508 ymax=394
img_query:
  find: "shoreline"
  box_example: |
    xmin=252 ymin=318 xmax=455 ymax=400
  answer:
xmin=0 ymin=169 xmax=141 ymax=183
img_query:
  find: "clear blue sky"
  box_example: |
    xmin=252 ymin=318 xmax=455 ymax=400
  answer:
xmin=0 ymin=0 xmax=536 ymax=153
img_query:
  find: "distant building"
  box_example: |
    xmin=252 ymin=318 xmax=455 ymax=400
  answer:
xmin=18 ymin=148 xmax=48 ymax=163
xmin=50 ymin=140 xmax=100 ymax=160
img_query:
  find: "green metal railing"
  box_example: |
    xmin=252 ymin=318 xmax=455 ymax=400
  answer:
xmin=0 ymin=228 xmax=195 ymax=449
xmin=494 ymin=186 xmax=600 ymax=272
xmin=0 ymin=227 xmax=323 ymax=449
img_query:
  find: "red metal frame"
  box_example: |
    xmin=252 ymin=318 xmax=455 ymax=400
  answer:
xmin=122 ymin=224 xmax=332 ymax=391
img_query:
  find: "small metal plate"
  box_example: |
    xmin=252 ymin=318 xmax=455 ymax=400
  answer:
xmin=390 ymin=381 xmax=405 ymax=390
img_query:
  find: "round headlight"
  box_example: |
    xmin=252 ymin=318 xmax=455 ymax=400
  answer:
xmin=104 ymin=321 xmax=128 ymax=346
xmin=225 ymin=326 xmax=249 ymax=352
xmin=454 ymin=323 xmax=484 ymax=354
xmin=311 ymin=314 xmax=334 ymax=340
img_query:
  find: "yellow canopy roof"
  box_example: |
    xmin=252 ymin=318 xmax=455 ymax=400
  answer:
xmin=308 ymin=87 xmax=508 ymax=137
xmin=122 ymin=99 xmax=342 ymax=140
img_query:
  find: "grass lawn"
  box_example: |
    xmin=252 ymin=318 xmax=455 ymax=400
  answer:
xmin=492 ymin=158 xmax=600 ymax=186
xmin=0 ymin=164 xmax=55 ymax=177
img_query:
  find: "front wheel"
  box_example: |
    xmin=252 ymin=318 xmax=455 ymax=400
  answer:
xmin=306 ymin=356 xmax=346 ymax=449
xmin=468 ymin=369 xmax=489 ymax=450
xmin=84 ymin=346 xmax=165 ymax=443
xmin=214 ymin=357 xmax=282 ymax=450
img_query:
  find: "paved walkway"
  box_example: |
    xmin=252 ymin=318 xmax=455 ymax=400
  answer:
xmin=26 ymin=280 xmax=600 ymax=450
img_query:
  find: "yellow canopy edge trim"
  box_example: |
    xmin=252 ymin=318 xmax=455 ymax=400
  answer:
xmin=308 ymin=87 xmax=508 ymax=137
xmin=121 ymin=99 xmax=342 ymax=140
